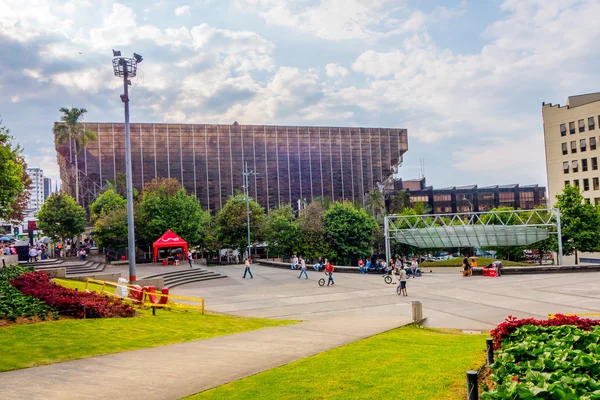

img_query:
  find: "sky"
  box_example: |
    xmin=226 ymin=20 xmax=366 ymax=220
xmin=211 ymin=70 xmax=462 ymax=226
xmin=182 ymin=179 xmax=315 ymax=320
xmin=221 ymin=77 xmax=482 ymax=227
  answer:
xmin=1 ymin=0 xmax=599 ymax=190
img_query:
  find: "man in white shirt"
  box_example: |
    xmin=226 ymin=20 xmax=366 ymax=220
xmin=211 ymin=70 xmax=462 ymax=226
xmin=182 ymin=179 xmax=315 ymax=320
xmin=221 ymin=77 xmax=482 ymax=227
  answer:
xmin=28 ymin=246 xmax=38 ymax=262
xmin=398 ymin=267 xmax=408 ymax=296
xmin=298 ymin=256 xmax=308 ymax=279
xmin=188 ymin=250 xmax=193 ymax=268
xmin=290 ymin=255 xmax=298 ymax=270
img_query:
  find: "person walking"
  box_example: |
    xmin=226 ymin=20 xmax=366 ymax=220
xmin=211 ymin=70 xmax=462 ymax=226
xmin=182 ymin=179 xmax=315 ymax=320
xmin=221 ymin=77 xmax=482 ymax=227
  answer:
xmin=243 ymin=257 xmax=253 ymax=279
xmin=325 ymin=259 xmax=335 ymax=286
xmin=398 ymin=266 xmax=408 ymax=296
xmin=298 ymin=256 xmax=308 ymax=279
xmin=358 ymin=258 xmax=365 ymax=274
xmin=187 ymin=250 xmax=194 ymax=268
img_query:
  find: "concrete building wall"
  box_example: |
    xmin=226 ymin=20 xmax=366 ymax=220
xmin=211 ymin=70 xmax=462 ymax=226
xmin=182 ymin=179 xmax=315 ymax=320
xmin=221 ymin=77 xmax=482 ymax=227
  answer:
xmin=543 ymin=94 xmax=600 ymax=206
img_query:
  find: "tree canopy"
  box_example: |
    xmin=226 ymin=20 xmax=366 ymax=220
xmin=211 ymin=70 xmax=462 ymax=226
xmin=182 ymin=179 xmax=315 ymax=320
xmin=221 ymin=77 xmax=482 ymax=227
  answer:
xmin=89 ymin=189 xmax=126 ymax=221
xmin=297 ymin=201 xmax=332 ymax=261
xmin=137 ymin=178 xmax=210 ymax=246
xmin=36 ymin=192 xmax=86 ymax=240
xmin=324 ymin=201 xmax=378 ymax=265
xmin=265 ymin=205 xmax=298 ymax=257
xmin=555 ymin=184 xmax=600 ymax=264
xmin=0 ymin=125 xmax=27 ymax=221
xmin=215 ymin=194 xmax=266 ymax=254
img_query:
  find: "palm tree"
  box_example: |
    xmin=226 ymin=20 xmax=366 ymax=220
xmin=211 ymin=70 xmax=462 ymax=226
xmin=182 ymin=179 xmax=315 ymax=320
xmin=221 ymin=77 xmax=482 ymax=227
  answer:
xmin=54 ymin=107 xmax=97 ymax=204
xmin=365 ymin=190 xmax=387 ymax=223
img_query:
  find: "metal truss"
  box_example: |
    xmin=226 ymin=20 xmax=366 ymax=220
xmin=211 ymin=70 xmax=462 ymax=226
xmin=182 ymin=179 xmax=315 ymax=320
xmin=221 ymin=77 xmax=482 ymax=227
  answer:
xmin=384 ymin=208 xmax=563 ymax=265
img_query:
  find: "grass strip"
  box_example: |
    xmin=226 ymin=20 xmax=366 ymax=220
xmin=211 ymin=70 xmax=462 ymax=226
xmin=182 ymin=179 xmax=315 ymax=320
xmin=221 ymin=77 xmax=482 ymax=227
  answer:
xmin=0 ymin=280 xmax=296 ymax=372
xmin=188 ymin=326 xmax=486 ymax=400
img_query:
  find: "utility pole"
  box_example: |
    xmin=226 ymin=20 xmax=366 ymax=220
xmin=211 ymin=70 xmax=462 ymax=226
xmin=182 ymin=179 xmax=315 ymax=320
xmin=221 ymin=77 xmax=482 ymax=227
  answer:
xmin=112 ymin=50 xmax=143 ymax=282
xmin=242 ymin=162 xmax=258 ymax=258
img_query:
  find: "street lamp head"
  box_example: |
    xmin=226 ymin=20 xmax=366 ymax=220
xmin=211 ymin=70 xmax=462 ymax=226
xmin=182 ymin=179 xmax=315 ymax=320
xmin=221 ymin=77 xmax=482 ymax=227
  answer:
xmin=112 ymin=49 xmax=121 ymax=57
xmin=120 ymin=94 xmax=129 ymax=103
xmin=133 ymin=53 xmax=143 ymax=63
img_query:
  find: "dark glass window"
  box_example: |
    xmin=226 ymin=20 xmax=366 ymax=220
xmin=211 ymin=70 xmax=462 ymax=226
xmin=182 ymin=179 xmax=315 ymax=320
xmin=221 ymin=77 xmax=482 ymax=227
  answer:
xmin=571 ymin=141 xmax=577 ymax=153
xmin=584 ymin=178 xmax=590 ymax=191
xmin=582 ymin=158 xmax=588 ymax=172
xmin=581 ymin=139 xmax=587 ymax=152
xmin=560 ymin=124 xmax=567 ymax=136
xmin=572 ymin=160 xmax=579 ymax=173
xmin=570 ymin=121 xmax=576 ymax=134
xmin=562 ymin=142 xmax=568 ymax=155
xmin=579 ymin=119 xmax=585 ymax=133
xmin=589 ymin=117 xmax=595 ymax=131
xmin=565 ymin=180 xmax=570 ymax=187
xmin=574 ymin=179 xmax=580 ymax=187
xmin=593 ymin=157 xmax=598 ymax=170
xmin=591 ymin=137 xmax=597 ymax=150
xmin=563 ymin=161 xmax=569 ymax=174
xmin=594 ymin=178 xmax=599 ymax=191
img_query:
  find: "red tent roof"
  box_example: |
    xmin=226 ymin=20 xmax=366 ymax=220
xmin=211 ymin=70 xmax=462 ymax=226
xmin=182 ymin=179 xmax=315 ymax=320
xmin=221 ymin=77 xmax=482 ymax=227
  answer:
xmin=153 ymin=230 xmax=187 ymax=247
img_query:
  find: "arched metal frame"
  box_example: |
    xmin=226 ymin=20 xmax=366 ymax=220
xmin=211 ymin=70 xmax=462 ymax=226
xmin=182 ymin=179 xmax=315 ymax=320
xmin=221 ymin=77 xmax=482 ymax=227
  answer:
xmin=384 ymin=208 xmax=563 ymax=265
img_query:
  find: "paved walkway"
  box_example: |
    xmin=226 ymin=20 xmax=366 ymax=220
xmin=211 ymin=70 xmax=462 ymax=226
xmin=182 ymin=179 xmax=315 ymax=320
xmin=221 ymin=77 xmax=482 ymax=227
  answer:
xmin=0 ymin=315 xmax=410 ymax=400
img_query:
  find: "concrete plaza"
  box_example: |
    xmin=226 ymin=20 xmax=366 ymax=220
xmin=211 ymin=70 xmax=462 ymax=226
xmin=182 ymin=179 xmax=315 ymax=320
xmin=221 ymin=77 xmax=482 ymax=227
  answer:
xmin=174 ymin=263 xmax=600 ymax=330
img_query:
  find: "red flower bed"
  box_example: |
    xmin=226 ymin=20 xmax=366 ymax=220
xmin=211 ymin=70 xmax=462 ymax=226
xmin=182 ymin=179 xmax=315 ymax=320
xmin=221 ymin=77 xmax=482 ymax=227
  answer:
xmin=11 ymin=271 xmax=135 ymax=319
xmin=490 ymin=314 xmax=600 ymax=349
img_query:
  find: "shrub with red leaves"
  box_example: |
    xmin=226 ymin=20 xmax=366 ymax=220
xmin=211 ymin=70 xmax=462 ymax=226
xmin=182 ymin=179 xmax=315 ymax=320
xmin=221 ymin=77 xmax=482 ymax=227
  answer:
xmin=490 ymin=314 xmax=600 ymax=349
xmin=10 ymin=271 xmax=135 ymax=319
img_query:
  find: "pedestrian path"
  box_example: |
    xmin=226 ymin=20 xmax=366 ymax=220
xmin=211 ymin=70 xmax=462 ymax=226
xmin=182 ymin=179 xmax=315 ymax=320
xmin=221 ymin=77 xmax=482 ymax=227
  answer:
xmin=0 ymin=315 xmax=411 ymax=400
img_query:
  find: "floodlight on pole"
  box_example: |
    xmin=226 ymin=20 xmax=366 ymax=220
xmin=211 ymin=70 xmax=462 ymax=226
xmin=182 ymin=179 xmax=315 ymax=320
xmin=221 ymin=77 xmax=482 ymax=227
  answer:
xmin=112 ymin=51 xmax=142 ymax=283
xmin=241 ymin=162 xmax=258 ymax=259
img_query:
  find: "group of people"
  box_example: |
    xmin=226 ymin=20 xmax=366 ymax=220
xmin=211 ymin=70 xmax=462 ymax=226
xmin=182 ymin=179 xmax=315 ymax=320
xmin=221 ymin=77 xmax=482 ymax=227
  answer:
xmin=462 ymin=257 xmax=503 ymax=277
xmin=289 ymin=254 xmax=335 ymax=285
xmin=1 ymin=244 xmax=17 ymax=256
xmin=27 ymin=243 xmax=48 ymax=262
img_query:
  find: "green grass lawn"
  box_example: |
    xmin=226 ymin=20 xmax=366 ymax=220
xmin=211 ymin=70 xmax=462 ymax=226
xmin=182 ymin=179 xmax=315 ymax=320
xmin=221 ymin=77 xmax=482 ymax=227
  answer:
xmin=0 ymin=279 xmax=295 ymax=372
xmin=424 ymin=257 xmax=528 ymax=267
xmin=188 ymin=326 xmax=486 ymax=400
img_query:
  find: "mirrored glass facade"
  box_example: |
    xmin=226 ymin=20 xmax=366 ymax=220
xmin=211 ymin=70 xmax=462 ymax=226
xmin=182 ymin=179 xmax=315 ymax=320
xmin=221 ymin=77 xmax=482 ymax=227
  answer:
xmin=55 ymin=123 xmax=408 ymax=212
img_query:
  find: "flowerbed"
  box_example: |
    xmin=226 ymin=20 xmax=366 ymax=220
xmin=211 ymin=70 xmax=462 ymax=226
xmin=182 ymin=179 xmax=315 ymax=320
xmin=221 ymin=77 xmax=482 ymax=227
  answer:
xmin=483 ymin=316 xmax=600 ymax=399
xmin=11 ymin=271 xmax=135 ymax=319
xmin=0 ymin=265 xmax=53 ymax=321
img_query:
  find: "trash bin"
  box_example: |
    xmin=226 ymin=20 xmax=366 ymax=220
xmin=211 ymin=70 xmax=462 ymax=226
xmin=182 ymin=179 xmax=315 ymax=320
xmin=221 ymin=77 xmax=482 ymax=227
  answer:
xmin=117 ymin=277 xmax=128 ymax=297
xmin=411 ymin=301 xmax=423 ymax=322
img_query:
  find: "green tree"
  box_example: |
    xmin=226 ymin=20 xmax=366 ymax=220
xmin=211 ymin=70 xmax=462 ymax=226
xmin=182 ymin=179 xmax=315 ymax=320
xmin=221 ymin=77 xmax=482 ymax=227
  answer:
xmin=0 ymin=125 xmax=27 ymax=220
xmin=324 ymin=201 xmax=378 ymax=265
xmin=94 ymin=206 xmax=128 ymax=249
xmin=388 ymin=189 xmax=410 ymax=214
xmin=297 ymin=201 xmax=333 ymax=262
xmin=555 ymin=184 xmax=600 ymax=264
xmin=265 ymin=205 xmax=299 ymax=258
xmin=215 ymin=194 xmax=266 ymax=254
xmin=53 ymin=107 xmax=98 ymax=204
xmin=36 ymin=192 xmax=86 ymax=240
xmin=137 ymin=178 xmax=210 ymax=246
xmin=365 ymin=190 xmax=387 ymax=223
xmin=89 ymin=189 xmax=126 ymax=222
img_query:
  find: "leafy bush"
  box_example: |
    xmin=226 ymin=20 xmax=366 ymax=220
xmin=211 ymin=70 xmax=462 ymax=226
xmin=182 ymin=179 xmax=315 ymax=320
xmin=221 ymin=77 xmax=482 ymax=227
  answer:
xmin=0 ymin=265 xmax=53 ymax=321
xmin=484 ymin=317 xmax=600 ymax=399
xmin=11 ymin=271 xmax=135 ymax=319
xmin=491 ymin=315 xmax=600 ymax=349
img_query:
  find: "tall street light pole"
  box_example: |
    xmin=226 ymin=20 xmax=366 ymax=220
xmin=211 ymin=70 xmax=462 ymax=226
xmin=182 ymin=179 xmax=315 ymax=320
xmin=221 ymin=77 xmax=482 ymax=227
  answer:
xmin=112 ymin=50 xmax=143 ymax=282
xmin=242 ymin=162 xmax=258 ymax=259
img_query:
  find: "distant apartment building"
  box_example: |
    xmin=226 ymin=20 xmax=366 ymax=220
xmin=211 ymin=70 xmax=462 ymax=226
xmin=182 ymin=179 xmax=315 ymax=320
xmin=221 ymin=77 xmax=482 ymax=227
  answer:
xmin=543 ymin=92 xmax=600 ymax=206
xmin=27 ymin=168 xmax=45 ymax=214
xmin=43 ymin=177 xmax=52 ymax=200
xmin=394 ymin=178 xmax=547 ymax=214
xmin=543 ymin=92 xmax=600 ymax=263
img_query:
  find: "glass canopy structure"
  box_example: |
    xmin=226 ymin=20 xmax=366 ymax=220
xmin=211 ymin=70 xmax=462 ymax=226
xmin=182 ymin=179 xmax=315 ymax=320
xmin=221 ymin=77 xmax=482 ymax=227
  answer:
xmin=384 ymin=209 xmax=563 ymax=264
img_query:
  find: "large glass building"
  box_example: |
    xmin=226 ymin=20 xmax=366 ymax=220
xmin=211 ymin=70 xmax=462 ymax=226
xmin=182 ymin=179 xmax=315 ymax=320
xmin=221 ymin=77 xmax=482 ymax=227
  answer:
xmin=55 ymin=122 xmax=408 ymax=212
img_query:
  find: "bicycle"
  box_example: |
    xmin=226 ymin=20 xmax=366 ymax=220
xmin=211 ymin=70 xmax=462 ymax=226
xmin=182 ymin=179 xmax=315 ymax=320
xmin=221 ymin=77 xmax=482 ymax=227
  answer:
xmin=319 ymin=272 xmax=328 ymax=286
xmin=382 ymin=270 xmax=393 ymax=284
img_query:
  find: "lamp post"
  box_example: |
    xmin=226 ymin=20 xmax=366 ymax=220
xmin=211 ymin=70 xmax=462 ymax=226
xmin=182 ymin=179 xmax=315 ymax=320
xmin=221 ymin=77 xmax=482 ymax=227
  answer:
xmin=242 ymin=162 xmax=258 ymax=259
xmin=462 ymin=196 xmax=474 ymax=257
xmin=111 ymin=50 xmax=143 ymax=283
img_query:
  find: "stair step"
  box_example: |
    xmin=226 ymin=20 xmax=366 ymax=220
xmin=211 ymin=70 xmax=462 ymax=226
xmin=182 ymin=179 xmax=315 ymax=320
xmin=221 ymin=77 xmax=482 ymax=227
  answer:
xmin=163 ymin=274 xmax=221 ymax=286
xmin=142 ymin=268 xmax=210 ymax=279
xmin=167 ymin=275 xmax=227 ymax=288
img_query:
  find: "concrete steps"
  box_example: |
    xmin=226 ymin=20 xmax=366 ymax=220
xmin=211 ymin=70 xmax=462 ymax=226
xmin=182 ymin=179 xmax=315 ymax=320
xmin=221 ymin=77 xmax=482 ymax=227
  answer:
xmin=142 ymin=268 xmax=227 ymax=288
xmin=18 ymin=258 xmax=64 ymax=267
xmin=33 ymin=260 xmax=106 ymax=277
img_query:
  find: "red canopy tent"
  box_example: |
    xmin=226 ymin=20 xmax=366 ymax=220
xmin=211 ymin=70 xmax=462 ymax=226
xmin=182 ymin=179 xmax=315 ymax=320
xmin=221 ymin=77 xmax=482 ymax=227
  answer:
xmin=153 ymin=230 xmax=188 ymax=263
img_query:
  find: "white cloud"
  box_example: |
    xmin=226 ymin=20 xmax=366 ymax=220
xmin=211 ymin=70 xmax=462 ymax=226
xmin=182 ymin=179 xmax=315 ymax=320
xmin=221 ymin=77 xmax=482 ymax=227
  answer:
xmin=174 ymin=5 xmax=191 ymax=16
xmin=325 ymin=63 xmax=349 ymax=78
xmin=237 ymin=0 xmax=465 ymax=40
